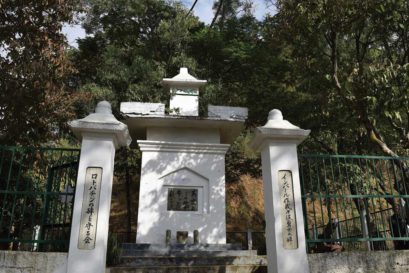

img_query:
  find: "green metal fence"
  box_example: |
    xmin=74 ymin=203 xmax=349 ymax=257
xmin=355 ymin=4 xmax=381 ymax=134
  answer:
xmin=2 ymin=146 xmax=408 ymax=253
xmin=299 ymin=154 xmax=409 ymax=252
xmin=0 ymin=146 xmax=80 ymax=252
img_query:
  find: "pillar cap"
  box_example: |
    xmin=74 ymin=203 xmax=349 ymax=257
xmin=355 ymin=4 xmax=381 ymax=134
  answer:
xmin=162 ymin=67 xmax=207 ymax=88
xmin=69 ymin=101 xmax=132 ymax=148
xmin=250 ymin=109 xmax=310 ymax=150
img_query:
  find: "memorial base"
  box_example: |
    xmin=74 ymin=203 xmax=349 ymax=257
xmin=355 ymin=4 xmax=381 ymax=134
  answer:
xmin=109 ymin=243 xmax=266 ymax=273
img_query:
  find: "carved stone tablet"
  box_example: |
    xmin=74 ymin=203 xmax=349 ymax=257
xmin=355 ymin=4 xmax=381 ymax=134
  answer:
xmin=167 ymin=188 xmax=198 ymax=211
xmin=278 ymin=170 xmax=298 ymax=249
xmin=78 ymin=167 xmax=103 ymax=250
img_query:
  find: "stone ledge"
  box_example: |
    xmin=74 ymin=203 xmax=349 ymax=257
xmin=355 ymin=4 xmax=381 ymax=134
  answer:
xmin=120 ymin=102 xmax=165 ymax=116
xmin=137 ymin=140 xmax=230 ymax=154
xmin=308 ymin=250 xmax=409 ymax=273
xmin=208 ymin=105 xmax=248 ymax=121
xmin=121 ymin=243 xmax=243 ymax=251
xmin=1 ymin=250 xmax=409 ymax=273
xmin=0 ymin=251 xmax=67 ymax=273
xmin=109 ymin=265 xmax=264 ymax=273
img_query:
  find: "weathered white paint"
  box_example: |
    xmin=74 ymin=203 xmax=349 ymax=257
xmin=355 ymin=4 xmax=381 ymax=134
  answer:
xmin=120 ymin=102 xmax=165 ymax=116
xmin=169 ymin=92 xmax=199 ymax=116
xmin=69 ymin=101 xmax=132 ymax=147
xmin=208 ymin=105 xmax=248 ymax=120
xmin=136 ymin=140 xmax=229 ymax=244
xmin=123 ymin=115 xmax=246 ymax=144
xmin=162 ymin=68 xmax=207 ymax=117
xmin=162 ymin=67 xmax=207 ymax=87
xmin=251 ymin=109 xmax=310 ymax=273
xmin=147 ymin=127 xmax=220 ymax=143
xmin=67 ymin=101 xmax=131 ymax=273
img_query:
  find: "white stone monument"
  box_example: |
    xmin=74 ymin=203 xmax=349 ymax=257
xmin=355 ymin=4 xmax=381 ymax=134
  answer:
xmin=251 ymin=109 xmax=310 ymax=273
xmin=67 ymin=101 xmax=131 ymax=273
xmin=163 ymin=67 xmax=207 ymax=116
xmin=121 ymin=68 xmax=248 ymax=245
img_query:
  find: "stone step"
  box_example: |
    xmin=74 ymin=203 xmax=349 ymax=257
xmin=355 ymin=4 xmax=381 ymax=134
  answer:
xmin=121 ymin=243 xmax=243 ymax=251
xmin=108 ymin=265 xmax=267 ymax=273
xmin=121 ymin=249 xmax=258 ymax=257
xmin=119 ymin=255 xmax=267 ymax=267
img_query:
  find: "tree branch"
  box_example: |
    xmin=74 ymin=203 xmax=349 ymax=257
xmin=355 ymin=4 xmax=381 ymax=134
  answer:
xmin=326 ymin=29 xmax=356 ymax=111
xmin=329 ymin=31 xmax=342 ymax=91
xmin=210 ymin=0 xmax=223 ymax=28
xmin=387 ymin=116 xmax=408 ymax=143
xmin=186 ymin=0 xmax=198 ymax=17
xmin=407 ymin=111 xmax=409 ymax=132
xmin=311 ymin=135 xmax=336 ymax=154
xmin=366 ymin=122 xmax=395 ymax=156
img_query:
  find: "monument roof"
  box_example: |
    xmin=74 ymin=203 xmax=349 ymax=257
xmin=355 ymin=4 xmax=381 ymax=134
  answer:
xmin=122 ymin=114 xmax=245 ymax=145
xmin=162 ymin=67 xmax=207 ymax=87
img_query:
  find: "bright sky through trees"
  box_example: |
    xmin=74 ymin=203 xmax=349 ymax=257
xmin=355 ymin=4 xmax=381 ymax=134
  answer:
xmin=62 ymin=0 xmax=275 ymax=47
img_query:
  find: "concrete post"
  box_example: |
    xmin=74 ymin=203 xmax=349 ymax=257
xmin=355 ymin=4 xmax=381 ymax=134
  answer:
xmin=360 ymin=207 xmax=372 ymax=251
xmin=67 ymin=101 xmax=131 ymax=273
xmin=334 ymin=219 xmax=341 ymax=242
xmin=251 ymin=109 xmax=310 ymax=273
xmin=247 ymin=229 xmax=253 ymax=250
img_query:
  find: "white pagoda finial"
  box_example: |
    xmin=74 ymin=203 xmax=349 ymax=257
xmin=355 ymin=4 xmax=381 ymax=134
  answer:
xmin=162 ymin=68 xmax=207 ymax=116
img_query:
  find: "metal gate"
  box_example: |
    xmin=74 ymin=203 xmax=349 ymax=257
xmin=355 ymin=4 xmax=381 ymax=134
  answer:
xmin=299 ymin=154 xmax=409 ymax=252
xmin=0 ymin=146 xmax=80 ymax=252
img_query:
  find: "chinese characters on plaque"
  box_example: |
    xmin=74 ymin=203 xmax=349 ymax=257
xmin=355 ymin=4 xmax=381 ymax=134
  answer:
xmin=78 ymin=167 xmax=103 ymax=250
xmin=167 ymin=188 xmax=198 ymax=211
xmin=279 ymin=170 xmax=298 ymax=249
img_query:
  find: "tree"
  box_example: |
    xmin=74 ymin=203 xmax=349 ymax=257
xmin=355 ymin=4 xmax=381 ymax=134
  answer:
xmin=272 ymin=0 xmax=409 ymax=238
xmin=211 ymin=0 xmax=242 ymax=27
xmin=71 ymin=0 xmax=205 ymax=235
xmin=273 ymin=0 xmax=409 ymax=156
xmin=0 ymin=1 xmax=82 ymax=145
xmin=72 ymin=0 xmax=201 ymax=113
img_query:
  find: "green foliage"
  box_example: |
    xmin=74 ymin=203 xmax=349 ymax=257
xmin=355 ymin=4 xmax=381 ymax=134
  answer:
xmin=69 ymin=0 xmax=406 ymax=177
xmin=0 ymin=146 xmax=80 ymax=251
xmin=225 ymin=131 xmax=261 ymax=182
xmin=274 ymin=0 xmax=409 ymax=156
xmin=10 ymin=0 xmax=402 ymax=179
xmin=0 ymin=0 xmax=82 ymax=145
xmin=71 ymin=0 xmax=201 ymax=113
xmin=3 ymin=0 xmax=408 ymax=158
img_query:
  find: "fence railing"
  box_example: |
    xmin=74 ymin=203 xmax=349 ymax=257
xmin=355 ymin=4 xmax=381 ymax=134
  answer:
xmin=2 ymin=147 xmax=409 ymax=253
xmin=299 ymin=154 xmax=409 ymax=252
xmin=0 ymin=146 xmax=80 ymax=252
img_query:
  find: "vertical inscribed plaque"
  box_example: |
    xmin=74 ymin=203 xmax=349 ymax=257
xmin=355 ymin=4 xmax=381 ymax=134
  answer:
xmin=78 ymin=167 xmax=103 ymax=250
xmin=278 ymin=170 xmax=298 ymax=249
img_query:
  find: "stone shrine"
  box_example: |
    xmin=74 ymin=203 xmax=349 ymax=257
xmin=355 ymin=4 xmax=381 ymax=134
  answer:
xmin=121 ymin=68 xmax=248 ymax=245
xmin=64 ymin=69 xmax=310 ymax=273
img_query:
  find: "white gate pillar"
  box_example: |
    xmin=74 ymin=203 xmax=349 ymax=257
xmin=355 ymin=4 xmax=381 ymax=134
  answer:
xmin=67 ymin=101 xmax=131 ymax=273
xmin=251 ymin=109 xmax=310 ymax=273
